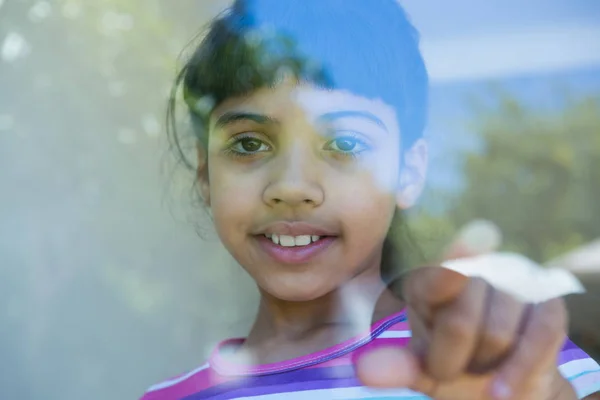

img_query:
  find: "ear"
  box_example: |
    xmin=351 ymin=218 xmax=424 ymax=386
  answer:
xmin=396 ymin=138 xmax=428 ymax=209
xmin=196 ymin=143 xmax=211 ymax=207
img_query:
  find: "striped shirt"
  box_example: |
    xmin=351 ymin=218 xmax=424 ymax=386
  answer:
xmin=140 ymin=311 xmax=600 ymax=399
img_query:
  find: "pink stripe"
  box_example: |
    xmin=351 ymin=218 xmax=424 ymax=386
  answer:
xmin=304 ymin=354 xmax=354 ymax=369
xmin=141 ymin=366 xmax=232 ymax=399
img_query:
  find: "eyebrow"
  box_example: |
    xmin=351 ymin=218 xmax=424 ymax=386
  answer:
xmin=213 ymin=112 xmax=279 ymax=130
xmin=317 ymin=110 xmax=388 ymax=132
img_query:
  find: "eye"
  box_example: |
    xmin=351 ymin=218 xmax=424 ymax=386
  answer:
xmin=229 ymin=136 xmax=271 ymax=155
xmin=324 ymin=134 xmax=370 ymax=155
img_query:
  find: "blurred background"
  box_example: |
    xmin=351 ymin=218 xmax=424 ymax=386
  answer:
xmin=1 ymin=0 xmax=599 ymax=398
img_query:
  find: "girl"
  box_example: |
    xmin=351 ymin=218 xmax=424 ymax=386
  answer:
xmin=141 ymin=1 xmax=600 ymax=399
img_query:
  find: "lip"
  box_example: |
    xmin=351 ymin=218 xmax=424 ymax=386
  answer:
xmin=255 ymin=235 xmax=337 ymax=265
xmin=254 ymin=221 xmax=338 ymax=237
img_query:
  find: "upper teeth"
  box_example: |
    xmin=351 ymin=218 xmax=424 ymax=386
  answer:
xmin=266 ymin=234 xmax=321 ymax=247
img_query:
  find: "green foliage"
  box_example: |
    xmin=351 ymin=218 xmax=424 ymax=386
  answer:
xmin=432 ymin=93 xmax=600 ymax=263
xmin=408 ymin=211 xmax=458 ymax=262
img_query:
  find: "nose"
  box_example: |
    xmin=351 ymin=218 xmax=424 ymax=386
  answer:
xmin=263 ymin=145 xmax=324 ymax=208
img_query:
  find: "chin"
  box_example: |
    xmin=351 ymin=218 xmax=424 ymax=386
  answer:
xmin=262 ymin=280 xmax=337 ymax=302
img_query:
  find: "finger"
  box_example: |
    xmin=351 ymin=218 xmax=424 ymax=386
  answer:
xmin=355 ymin=346 xmax=441 ymax=396
xmin=426 ymin=277 xmax=490 ymax=380
xmin=470 ymin=287 xmax=525 ymax=373
xmin=406 ymin=306 xmax=431 ymax=360
xmin=355 ymin=346 xmax=420 ymax=388
xmin=402 ymin=266 xmax=470 ymax=324
xmin=490 ymin=298 xmax=568 ymax=400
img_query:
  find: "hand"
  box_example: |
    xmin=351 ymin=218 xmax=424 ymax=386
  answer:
xmin=357 ymin=267 xmax=577 ymax=400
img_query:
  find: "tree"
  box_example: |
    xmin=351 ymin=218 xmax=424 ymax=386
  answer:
xmin=433 ymin=91 xmax=600 ymax=264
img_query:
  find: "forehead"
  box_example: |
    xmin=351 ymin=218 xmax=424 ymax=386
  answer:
xmin=210 ymin=83 xmax=399 ymax=130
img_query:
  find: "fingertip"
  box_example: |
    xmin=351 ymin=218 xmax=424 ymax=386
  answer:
xmin=355 ymin=346 xmax=419 ymax=388
xmin=540 ymin=297 xmax=568 ymax=329
xmin=403 ymin=266 xmax=468 ymax=305
xmin=435 ymin=266 xmax=470 ymax=286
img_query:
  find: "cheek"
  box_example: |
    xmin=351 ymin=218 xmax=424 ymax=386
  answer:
xmin=369 ymin=143 xmax=402 ymax=193
xmin=208 ymin=161 xmax=263 ymax=237
xmin=331 ymin=168 xmax=398 ymax=238
xmin=369 ymin=159 xmax=400 ymax=195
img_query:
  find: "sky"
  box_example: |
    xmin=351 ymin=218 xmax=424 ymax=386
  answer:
xmin=401 ymin=0 xmax=600 ymax=83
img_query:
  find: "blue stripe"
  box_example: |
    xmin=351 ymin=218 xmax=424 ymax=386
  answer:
xmin=567 ymin=368 xmax=600 ymax=381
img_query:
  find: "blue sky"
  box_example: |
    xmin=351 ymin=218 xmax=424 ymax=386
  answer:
xmin=404 ymin=0 xmax=600 ymax=40
xmin=403 ymin=0 xmax=600 ymax=83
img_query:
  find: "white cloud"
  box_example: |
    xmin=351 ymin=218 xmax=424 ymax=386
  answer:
xmin=422 ymin=25 xmax=600 ymax=83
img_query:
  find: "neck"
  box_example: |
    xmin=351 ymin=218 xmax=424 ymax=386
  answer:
xmin=242 ymin=268 xmax=404 ymax=362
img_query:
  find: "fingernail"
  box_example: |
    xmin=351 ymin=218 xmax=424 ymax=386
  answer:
xmin=491 ymin=378 xmax=512 ymax=400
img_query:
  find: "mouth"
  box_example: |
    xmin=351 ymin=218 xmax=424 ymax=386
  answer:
xmin=254 ymin=233 xmax=337 ymax=264
xmin=262 ymin=233 xmax=324 ymax=247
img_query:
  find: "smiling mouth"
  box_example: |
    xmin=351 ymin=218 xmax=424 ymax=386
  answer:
xmin=262 ymin=233 xmax=325 ymax=247
xmin=255 ymin=233 xmax=337 ymax=264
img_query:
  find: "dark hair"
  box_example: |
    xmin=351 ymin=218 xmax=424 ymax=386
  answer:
xmin=168 ymin=0 xmax=429 ymax=281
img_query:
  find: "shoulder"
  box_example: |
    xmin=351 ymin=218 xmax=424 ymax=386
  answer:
xmin=557 ymin=338 xmax=600 ymax=399
xmin=139 ymin=362 xmax=213 ymax=400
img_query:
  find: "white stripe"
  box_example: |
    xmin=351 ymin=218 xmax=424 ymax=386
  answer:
xmin=559 ymin=358 xmax=600 ymax=379
xmin=377 ymin=330 xmax=412 ymax=339
xmin=147 ymin=363 xmax=210 ymax=392
xmin=235 ymin=386 xmax=428 ymax=400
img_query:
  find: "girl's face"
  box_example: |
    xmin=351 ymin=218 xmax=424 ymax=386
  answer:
xmin=199 ymin=82 xmax=427 ymax=301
